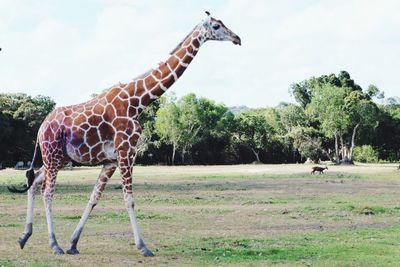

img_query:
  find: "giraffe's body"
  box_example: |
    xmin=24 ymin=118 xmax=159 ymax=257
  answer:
xmin=11 ymin=13 xmax=241 ymax=256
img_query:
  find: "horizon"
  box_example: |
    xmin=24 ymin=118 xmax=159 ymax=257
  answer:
xmin=1 ymin=1 xmax=399 ymax=108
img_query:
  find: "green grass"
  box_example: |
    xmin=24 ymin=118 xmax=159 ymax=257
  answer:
xmin=0 ymin=164 xmax=400 ymax=266
xmin=186 ymin=226 xmax=400 ymax=266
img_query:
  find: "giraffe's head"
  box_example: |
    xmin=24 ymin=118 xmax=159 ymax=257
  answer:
xmin=201 ymin=11 xmax=241 ymax=46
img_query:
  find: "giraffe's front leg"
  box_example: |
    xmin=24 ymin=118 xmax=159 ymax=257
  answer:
xmin=19 ymin=168 xmax=45 ymax=249
xmin=67 ymin=163 xmax=117 ymax=255
xmin=118 ymin=149 xmax=154 ymax=257
xmin=42 ymin=168 xmax=64 ymax=255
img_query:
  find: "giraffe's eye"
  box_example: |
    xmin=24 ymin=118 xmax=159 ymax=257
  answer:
xmin=212 ymin=24 xmax=220 ymax=30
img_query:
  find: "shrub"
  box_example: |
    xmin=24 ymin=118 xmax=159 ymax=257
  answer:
xmin=353 ymin=145 xmax=379 ymax=163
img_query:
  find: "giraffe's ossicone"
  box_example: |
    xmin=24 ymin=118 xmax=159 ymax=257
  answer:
xmin=9 ymin=12 xmax=241 ymax=256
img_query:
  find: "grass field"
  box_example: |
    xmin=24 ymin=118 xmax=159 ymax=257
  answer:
xmin=1 ymin=164 xmax=400 ymax=266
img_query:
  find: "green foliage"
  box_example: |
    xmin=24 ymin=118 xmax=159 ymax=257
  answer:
xmin=288 ymin=71 xmax=387 ymax=164
xmin=155 ymin=93 xmax=233 ymax=164
xmin=278 ymin=103 xmax=307 ymax=131
xmin=393 ymin=108 xmax=400 ymax=121
xmin=1 ymin=69 xmax=399 ymax=166
xmin=366 ymin=84 xmax=384 ymax=99
xmin=344 ymin=90 xmax=379 ymax=131
xmin=154 ymin=98 xmax=181 ymax=164
xmin=0 ymin=93 xmax=55 ymax=166
xmin=353 ymin=145 xmax=379 ymax=163
xmin=370 ymin=106 xmax=400 ymax=162
xmin=233 ymin=109 xmax=275 ymax=162
xmin=290 ymin=126 xmax=327 ymax=162
xmin=306 ymin=85 xmax=349 ymax=163
xmin=307 ymin=85 xmax=350 ymax=139
xmin=289 ymin=82 xmax=311 ymax=108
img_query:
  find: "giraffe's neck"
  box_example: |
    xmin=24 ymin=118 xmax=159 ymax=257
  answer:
xmin=125 ymin=25 xmax=205 ymax=111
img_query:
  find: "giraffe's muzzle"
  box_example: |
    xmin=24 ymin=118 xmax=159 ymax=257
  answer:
xmin=232 ymin=35 xmax=241 ymax=46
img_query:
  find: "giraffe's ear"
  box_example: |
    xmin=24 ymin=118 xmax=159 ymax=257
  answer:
xmin=203 ymin=12 xmax=211 ymax=26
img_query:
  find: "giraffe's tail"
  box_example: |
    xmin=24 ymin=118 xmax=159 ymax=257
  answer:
xmin=8 ymin=139 xmax=39 ymax=194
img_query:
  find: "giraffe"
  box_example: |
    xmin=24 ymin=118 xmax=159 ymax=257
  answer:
xmin=8 ymin=12 xmax=241 ymax=256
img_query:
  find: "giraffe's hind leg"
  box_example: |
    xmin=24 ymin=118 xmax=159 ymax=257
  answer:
xmin=67 ymin=163 xmax=117 ymax=255
xmin=42 ymin=165 xmax=64 ymax=255
xmin=18 ymin=168 xmax=45 ymax=249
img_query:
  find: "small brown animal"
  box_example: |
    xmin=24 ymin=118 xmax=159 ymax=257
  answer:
xmin=311 ymin=166 xmax=328 ymax=174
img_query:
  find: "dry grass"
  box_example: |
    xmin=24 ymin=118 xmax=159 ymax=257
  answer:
xmin=0 ymin=163 xmax=400 ymax=266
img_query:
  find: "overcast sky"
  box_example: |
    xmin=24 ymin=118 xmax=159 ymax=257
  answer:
xmin=0 ymin=0 xmax=399 ymax=108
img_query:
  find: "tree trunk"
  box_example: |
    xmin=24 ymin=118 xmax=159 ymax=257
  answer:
xmin=171 ymin=143 xmax=176 ymax=165
xmin=250 ymin=148 xmax=261 ymax=163
xmin=348 ymin=123 xmax=359 ymax=163
xmin=181 ymin=148 xmax=186 ymax=164
xmin=334 ymin=131 xmax=340 ymax=164
xmin=322 ymin=149 xmax=332 ymax=162
xmin=340 ymin=135 xmax=344 ymax=161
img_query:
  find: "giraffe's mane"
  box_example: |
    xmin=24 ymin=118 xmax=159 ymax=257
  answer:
xmin=131 ymin=25 xmax=200 ymax=81
xmin=132 ymin=68 xmax=153 ymax=80
xmin=170 ymin=25 xmax=199 ymax=55
xmin=97 ymin=24 xmax=200 ymax=92
xmin=89 ymin=24 xmax=199 ymax=102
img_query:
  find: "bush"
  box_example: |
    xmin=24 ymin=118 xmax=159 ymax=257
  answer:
xmin=353 ymin=145 xmax=379 ymax=163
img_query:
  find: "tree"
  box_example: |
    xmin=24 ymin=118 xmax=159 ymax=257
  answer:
xmin=176 ymin=94 xmax=204 ymax=163
xmin=154 ymin=93 xmax=231 ymax=164
xmin=307 ymin=85 xmax=350 ymax=164
xmin=0 ymin=93 xmax=55 ymax=166
xmin=289 ymin=82 xmax=311 ymax=108
xmin=289 ymin=71 xmax=384 ymax=164
xmin=233 ymin=109 xmax=274 ymax=163
xmin=369 ymin=105 xmax=400 ymax=162
xmin=278 ymin=104 xmax=307 ymax=134
xmin=278 ymin=104 xmax=330 ymax=162
xmin=366 ymin=84 xmax=384 ymax=99
xmin=137 ymin=97 xmax=166 ymax=156
xmin=190 ymin=97 xmax=235 ymax=164
xmin=154 ymin=99 xmax=181 ymax=164
xmin=289 ymin=70 xmax=363 ymax=109
xmin=344 ymin=91 xmax=378 ymax=162
xmin=290 ymin=126 xmax=330 ymax=163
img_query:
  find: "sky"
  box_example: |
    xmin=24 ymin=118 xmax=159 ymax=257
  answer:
xmin=0 ymin=0 xmax=399 ymax=108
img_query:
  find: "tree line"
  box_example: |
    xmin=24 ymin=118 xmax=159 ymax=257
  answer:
xmin=0 ymin=93 xmax=55 ymax=167
xmin=1 ymin=71 xmax=399 ymax=167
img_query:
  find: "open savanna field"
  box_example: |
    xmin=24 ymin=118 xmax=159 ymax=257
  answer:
xmin=1 ymin=164 xmax=400 ymax=266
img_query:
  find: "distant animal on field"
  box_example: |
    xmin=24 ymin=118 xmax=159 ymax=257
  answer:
xmin=311 ymin=166 xmax=328 ymax=174
xmin=64 ymin=161 xmax=73 ymax=170
xmin=15 ymin=161 xmax=24 ymax=170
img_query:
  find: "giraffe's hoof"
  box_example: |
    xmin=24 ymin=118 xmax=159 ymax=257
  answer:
xmin=66 ymin=247 xmax=80 ymax=255
xmin=52 ymin=246 xmax=65 ymax=255
xmin=18 ymin=234 xmax=30 ymax=249
xmin=140 ymin=248 xmax=154 ymax=257
xmin=18 ymin=238 xmax=26 ymax=249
